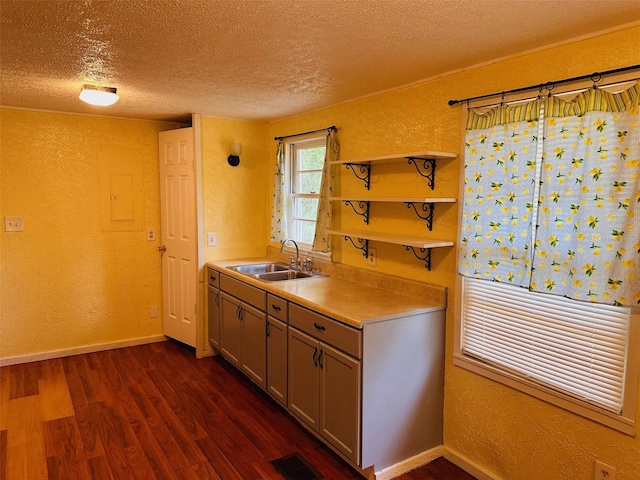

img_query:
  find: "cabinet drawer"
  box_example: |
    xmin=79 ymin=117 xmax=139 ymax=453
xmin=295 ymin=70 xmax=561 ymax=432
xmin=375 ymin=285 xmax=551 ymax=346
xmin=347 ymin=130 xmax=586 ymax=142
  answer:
xmin=289 ymin=303 xmax=361 ymax=359
xmin=267 ymin=294 xmax=288 ymax=322
xmin=207 ymin=267 xmax=220 ymax=288
xmin=221 ymin=274 xmax=266 ymax=311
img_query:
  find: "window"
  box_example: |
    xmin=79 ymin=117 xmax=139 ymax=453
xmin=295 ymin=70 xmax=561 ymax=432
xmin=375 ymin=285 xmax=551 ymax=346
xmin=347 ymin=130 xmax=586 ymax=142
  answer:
xmin=455 ymin=80 xmax=639 ymax=434
xmin=286 ymin=137 xmax=326 ymax=248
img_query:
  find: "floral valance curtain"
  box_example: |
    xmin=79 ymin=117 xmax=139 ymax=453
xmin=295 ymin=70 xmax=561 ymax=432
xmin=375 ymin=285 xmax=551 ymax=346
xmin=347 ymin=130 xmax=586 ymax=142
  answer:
xmin=459 ymin=83 xmax=640 ymax=307
xmin=530 ymin=84 xmax=640 ymax=306
xmin=270 ymin=140 xmax=287 ymax=243
xmin=458 ymin=99 xmax=540 ymax=287
xmin=312 ymin=129 xmax=339 ymax=253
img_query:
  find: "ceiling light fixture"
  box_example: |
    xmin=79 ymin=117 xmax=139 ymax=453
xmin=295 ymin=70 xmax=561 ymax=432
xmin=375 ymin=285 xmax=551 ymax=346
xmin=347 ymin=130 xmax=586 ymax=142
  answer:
xmin=79 ymin=85 xmax=119 ymax=106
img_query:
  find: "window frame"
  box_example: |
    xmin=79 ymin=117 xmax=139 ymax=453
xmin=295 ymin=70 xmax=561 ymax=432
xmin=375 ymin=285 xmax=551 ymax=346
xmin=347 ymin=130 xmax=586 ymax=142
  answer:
xmin=453 ymin=78 xmax=640 ymax=435
xmin=284 ymin=135 xmax=327 ymax=252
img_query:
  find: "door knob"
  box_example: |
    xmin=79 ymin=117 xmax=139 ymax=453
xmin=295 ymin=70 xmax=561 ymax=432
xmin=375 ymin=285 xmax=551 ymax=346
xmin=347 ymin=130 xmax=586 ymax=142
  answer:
xmin=157 ymin=245 xmax=167 ymax=252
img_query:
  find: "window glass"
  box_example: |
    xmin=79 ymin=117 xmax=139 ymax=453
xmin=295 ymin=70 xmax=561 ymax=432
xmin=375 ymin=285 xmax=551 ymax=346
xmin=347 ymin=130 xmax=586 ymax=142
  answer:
xmin=287 ymin=138 xmax=326 ymax=248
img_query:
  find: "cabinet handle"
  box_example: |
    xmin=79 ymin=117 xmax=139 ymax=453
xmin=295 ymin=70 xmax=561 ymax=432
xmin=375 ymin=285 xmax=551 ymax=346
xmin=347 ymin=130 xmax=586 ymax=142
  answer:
xmin=312 ymin=347 xmax=318 ymax=367
xmin=236 ymin=304 xmax=242 ymax=321
xmin=215 ymin=293 xmax=219 ymax=307
xmin=313 ymin=322 xmax=326 ymax=332
xmin=318 ymin=348 xmax=324 ymax=369
xmin=271 ymin=304 xmax=281 ymax=312
xmin=266 ymin=320 xmax=270 ymax=338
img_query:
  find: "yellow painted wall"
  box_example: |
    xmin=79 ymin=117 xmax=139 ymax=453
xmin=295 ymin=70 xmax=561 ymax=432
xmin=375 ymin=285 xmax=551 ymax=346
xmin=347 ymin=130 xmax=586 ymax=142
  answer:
xmin=0 ymin=108 xmax=179 ymax=360
xmin=200 ymin=116 xmax=269 ymax=262
xmin=268 ymin=26 xmax=640 ymax=480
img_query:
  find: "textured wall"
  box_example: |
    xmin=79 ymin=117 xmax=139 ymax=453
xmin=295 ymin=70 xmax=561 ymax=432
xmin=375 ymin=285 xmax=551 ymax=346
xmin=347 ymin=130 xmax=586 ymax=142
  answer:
xmin=268 ymin=26 xmax=640 ymax=480
xmin=0 ymin=109 xmax=178 ymax=360
xmin=200 ymin=117 xmax=269 ymax=262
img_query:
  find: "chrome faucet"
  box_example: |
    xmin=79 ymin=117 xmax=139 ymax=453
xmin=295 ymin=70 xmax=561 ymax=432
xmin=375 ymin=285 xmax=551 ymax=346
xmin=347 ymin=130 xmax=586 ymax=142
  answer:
xmin=280 ymin=238 xmax=300 ymax=270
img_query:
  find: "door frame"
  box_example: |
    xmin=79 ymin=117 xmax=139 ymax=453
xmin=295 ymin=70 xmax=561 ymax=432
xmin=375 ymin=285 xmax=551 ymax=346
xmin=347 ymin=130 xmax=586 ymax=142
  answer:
xmin=193 ymin=114 xmax=209 ymax=358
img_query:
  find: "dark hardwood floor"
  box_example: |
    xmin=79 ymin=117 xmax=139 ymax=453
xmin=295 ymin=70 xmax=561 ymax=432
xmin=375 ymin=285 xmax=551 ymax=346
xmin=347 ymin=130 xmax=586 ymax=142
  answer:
xmin=0 ymin=340 xmax=476 ymax=479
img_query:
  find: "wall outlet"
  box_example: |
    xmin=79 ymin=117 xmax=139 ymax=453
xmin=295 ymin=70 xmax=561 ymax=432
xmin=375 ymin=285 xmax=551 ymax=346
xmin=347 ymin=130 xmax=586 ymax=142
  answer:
xmin=594 ymin=460 xmax=615 ymax=480
xmin=147 ymin=228 xmax=156 ymax=241
xmin=4 ymin=216 xmax=23 ymax=232
xmin=368 ymin=247 xmax=377 ymax=267
xmin=207 ymin=232 xmax=217 ymax=247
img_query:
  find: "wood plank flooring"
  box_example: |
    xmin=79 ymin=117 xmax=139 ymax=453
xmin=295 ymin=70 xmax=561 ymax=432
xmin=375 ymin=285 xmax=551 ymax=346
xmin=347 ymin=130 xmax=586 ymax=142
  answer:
xmin=0 ymin=340 xmax=476 ymax=480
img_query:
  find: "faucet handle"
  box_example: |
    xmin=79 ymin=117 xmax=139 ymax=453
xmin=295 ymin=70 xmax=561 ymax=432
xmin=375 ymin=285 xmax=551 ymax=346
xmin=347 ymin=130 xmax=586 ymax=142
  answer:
xmin=288 ymin=256 xmax=296 ymax=269
xmin=303 ymin=257 xmax=313 ymax=272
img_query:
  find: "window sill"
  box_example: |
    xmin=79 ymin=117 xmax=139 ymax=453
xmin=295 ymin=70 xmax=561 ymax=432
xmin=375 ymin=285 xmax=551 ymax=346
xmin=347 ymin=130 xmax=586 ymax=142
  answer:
xmin=453 ymin=353 xmax=636 ymax=436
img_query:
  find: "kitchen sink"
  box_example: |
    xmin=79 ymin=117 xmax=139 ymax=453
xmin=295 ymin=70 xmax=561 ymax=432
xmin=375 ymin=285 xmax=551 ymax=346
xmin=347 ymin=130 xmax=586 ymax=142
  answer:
xmin=228 ymin=263 xmax=289 ymax=275
xmin=254 ymin=270 xmax=314 ymax=282
xmin=227 ymin=262 xmax=325 ymax=282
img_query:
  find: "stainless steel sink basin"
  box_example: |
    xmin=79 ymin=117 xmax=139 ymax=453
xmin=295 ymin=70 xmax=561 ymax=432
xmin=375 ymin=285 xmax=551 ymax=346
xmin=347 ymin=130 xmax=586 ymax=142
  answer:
xmin=228 ymin=262 xmax=325 ymax=282
xmin=228 ymin=263 xmax=289 ymax=275
xmin=254 ymin=270 xmax=314 ymax=282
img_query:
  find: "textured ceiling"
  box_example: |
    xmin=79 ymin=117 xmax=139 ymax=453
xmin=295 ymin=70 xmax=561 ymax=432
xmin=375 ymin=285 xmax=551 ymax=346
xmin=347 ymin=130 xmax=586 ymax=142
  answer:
xmin=1 ymin=0 xmax=639 ymax=123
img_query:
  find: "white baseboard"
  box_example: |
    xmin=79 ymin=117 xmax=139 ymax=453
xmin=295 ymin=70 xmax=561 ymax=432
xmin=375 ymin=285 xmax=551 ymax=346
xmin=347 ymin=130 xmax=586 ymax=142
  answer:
xmin=374 ymin=446 xmax=444 ymax=480
xmin=443 ymin=446 xmax=501 ymax=480
xmin=371 ymin=444 xmax=501 ymax=480
xmin=0 ymin=335 xmax=168 ymax=366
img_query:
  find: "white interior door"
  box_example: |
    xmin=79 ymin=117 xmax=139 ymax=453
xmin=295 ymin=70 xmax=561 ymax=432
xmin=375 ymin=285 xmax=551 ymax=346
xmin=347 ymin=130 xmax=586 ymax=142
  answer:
xmin=159 ymin=127 xmax=197 ymax=347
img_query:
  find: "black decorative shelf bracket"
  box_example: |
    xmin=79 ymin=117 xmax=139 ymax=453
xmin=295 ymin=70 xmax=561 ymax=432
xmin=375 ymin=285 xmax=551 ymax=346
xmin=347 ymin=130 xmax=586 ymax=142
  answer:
xmin=405 ymin=246 xmax=433 ymax=270
xmin=344 ymin=200 xmax=370 ymax=224
xmin=342 ymin=235 xmax=369 ymax=258
xmin=344 ymin=163 xmax=371 ymax=190
xmin=406 ymin=157 xmax=436 ymax=190
xmin=406 ymin=202 xmax=435 ymax=230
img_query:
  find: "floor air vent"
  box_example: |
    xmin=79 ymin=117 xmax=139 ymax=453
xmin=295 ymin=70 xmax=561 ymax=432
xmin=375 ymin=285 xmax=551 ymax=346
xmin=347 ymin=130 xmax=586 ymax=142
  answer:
xmin=270 ymin=453 xmax=323 ymax=480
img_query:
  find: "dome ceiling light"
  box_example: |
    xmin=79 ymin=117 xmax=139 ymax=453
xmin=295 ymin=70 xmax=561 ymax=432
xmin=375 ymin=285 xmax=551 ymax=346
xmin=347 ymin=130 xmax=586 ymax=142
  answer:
xmin=79 ymin=85 xmax=119 ymax=106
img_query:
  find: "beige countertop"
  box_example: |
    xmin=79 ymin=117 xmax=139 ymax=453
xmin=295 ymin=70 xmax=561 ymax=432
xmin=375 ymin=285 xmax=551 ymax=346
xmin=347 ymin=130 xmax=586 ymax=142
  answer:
xmin=207 ymin=258 xmax=446 ymax=329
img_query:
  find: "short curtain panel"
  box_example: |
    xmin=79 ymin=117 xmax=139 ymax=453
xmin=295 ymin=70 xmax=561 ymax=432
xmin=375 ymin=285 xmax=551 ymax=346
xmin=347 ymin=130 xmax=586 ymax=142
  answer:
xmin=311 ymin=129 xmax=339 ymax=253
xmin=459 ymin=84 xmax=640 ymax=306
xmin=531 ymin=85 xmax=640 ymax=306
xmin=270 ymin=140 xmax=287 ymax=243
xmin=458 ymin=99 xmax=540 ymax=287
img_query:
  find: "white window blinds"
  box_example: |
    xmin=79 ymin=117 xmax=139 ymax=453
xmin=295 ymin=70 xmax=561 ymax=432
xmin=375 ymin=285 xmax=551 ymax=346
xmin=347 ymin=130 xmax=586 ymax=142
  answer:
xmin=461 ymin=276 xmax=630 ymax=413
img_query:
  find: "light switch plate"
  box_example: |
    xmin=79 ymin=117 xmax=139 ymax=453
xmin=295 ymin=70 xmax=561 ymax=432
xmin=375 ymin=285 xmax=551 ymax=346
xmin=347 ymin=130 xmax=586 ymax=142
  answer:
xmin=207 ymin=232 xmax=217 ymax=246
xmin=5 ymin=216 xmax=23 ymax=232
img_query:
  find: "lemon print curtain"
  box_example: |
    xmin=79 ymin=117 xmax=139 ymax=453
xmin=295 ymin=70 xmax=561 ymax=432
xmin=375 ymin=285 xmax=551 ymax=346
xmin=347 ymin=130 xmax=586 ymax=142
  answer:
xmin=270 ymin=140 xmax=287 ymax=243
xmin=458 ymin=99 xmax=540 ymax=287
xmin=530 ymin=84 xmax=640 ymax=306
xmin=312 ymin=129 xmax=339 ymax=253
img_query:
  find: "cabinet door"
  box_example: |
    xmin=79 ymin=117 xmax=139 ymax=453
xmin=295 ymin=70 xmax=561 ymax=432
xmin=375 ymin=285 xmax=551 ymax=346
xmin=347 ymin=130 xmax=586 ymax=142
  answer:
xmin=267 ymin=316 xmax=288 ymax=406
xmin=208 ymin=285 xmax=220 ymax=350
xmin=220 ymin=292 xmax=241 ymax=367
xmin=319 ymin=343 xmax=361 ymax=465
xmin=239 ymin=303 xmax=267 ymax=389
xmin=288 ymin=328 xmax=319 ymax=429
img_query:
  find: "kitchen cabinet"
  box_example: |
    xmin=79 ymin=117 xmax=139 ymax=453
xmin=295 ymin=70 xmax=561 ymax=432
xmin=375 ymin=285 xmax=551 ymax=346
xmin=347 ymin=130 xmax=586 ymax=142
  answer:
xmin=219 ymin=275 xmax=267 ymax=389
xmin=207 ymin=268 xmax=220 ymax=351
xmin=288 ymin=304 xmax=361 ymax=465
xmin=209 ymin=261 xmax=446 ymax=476
xmin=266 ymin=293 xmax=288 ymax=406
